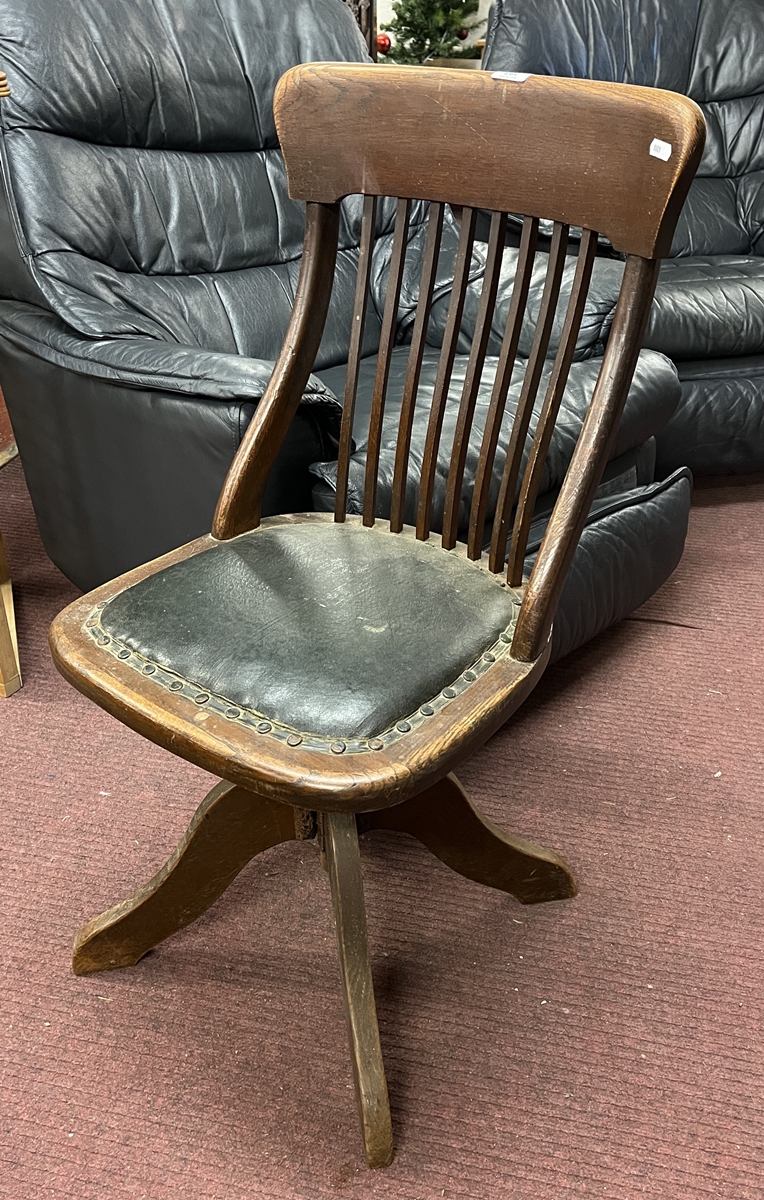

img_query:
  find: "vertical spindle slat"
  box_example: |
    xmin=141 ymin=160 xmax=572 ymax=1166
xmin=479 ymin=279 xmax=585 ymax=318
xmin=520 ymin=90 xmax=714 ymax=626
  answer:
xmin=467 ymin=216 xmax=539 ymax=561
xmin=441 ymin=210 xmax=508 ymax=550
xmin=506 ymin=228 xmax=598 ymax=584
xmin=389 ymin=202 xmax=445 ymax=532
xmin=415 ymin=206 xmax=478 ymax=541
xmin=335 ymin=195 xmax=378 ymax=521
xmin=488 ymin=221 xmax=570 ymax=573
xmin=362 ymin=198 xmax=412 ymax=526
xmin=512 ymin=256 xmax=661 ymax=662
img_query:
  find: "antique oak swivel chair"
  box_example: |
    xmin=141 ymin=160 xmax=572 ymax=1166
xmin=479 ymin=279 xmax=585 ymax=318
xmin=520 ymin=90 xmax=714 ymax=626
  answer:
xmin=51 ymin=66 xmax=704 ymax=1168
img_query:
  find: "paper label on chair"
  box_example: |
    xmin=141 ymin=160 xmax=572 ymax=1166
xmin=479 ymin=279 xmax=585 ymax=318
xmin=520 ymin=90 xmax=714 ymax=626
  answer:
xmin=649 ymin=138 xmax=672 ymax=161
xmin=492 ymin=71 xmax=530 ymax=82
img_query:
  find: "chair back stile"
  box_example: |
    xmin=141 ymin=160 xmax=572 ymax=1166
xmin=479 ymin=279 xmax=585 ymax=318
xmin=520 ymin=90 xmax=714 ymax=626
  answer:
xmin=211 ymin=201 xmax=341 ymax=541
xmin=212 ymin=64 xmax=705 ymax=659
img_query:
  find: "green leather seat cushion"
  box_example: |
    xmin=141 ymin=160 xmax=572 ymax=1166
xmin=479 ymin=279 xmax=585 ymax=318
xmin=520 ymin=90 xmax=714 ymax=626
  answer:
xmin=99 ymin=522 xmax=518 ymax=741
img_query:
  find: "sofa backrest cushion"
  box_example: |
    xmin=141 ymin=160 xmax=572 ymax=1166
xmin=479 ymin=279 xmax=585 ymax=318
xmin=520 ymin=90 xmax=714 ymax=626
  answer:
xmin=483 ymin=0 xmax=764 ymax=257
xmin=0 ymin=0 xmax=393 ymax=365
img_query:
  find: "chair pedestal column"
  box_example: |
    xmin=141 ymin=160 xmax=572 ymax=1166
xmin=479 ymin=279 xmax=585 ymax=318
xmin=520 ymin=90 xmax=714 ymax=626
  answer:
xmin=322 ymin=810 xmax=394 ymax=1168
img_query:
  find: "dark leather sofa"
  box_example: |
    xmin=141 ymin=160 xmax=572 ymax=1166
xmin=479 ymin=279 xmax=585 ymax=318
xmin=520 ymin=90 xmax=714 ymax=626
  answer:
xmin=0 ymin=0 xmax=692 ymax=661
xmin=484 ymin=0 xmax=764 ymax=477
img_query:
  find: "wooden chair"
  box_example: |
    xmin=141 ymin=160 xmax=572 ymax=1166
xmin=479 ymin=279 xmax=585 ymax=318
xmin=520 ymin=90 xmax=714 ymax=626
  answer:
xmin=50 ymin=66 xmax=704 ymax=1168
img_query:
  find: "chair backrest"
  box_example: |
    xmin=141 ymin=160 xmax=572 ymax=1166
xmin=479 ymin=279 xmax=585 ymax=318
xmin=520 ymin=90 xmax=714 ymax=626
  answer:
xmin=483 ymin=0 xmax=764 ymax=258
xmin=214 ymin=64 xmax=704 ymax=662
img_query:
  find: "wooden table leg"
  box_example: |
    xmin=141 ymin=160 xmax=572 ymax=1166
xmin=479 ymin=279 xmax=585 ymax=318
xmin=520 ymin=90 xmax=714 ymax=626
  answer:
xmin=0 ymin=528 xmax=21 ymax=697
xmin=361 ymin=772 xmax=577 ymax=904
xmin=73 ymin=780 xmax=299 ymax=974
xmin=322 ymin=811 xmax=394 ymax=1169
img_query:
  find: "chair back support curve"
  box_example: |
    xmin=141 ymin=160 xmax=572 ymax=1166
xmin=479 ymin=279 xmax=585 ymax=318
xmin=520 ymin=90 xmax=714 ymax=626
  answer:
xmin=213 ymin=64 xmax=705 ymax=663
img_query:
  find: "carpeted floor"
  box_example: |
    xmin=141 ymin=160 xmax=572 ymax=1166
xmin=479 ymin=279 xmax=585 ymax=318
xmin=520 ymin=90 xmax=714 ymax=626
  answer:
xmin=1 ymin=456 xmax=763 ymax=1200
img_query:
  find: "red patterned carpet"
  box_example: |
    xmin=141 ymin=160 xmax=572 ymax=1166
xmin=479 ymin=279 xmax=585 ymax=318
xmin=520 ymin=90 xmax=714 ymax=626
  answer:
xmin=1 ymin=456 xmax=763 ymax=1200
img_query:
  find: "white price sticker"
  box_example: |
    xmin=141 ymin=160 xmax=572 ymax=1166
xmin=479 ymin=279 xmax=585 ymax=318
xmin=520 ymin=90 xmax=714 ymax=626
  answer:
xmin=492 ymin=71 xmax=531 ymax=83
xmin=649 ymin=138 xmax=673 ymax=161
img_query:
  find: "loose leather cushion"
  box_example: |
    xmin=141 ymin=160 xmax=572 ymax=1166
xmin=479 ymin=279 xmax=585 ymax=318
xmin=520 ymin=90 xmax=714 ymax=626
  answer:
xmin=535 ymin=469 xmax=693 ymax=661
xmin=311 ymin=347 xmax=680 ymax=532
xmin=99 ymin=523 xmax=518 ymax=740
xmin=483 ymin=0 xmax=764 ymax=259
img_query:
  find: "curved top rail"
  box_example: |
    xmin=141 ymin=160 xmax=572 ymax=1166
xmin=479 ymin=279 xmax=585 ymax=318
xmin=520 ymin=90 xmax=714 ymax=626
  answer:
xmin=274 ymin=64 xmax=705 ymax=258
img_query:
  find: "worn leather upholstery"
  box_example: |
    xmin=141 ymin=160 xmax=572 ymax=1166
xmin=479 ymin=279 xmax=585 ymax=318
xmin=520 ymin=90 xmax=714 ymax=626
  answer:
xmin=661 ymin=358 xmax=764 ymax=477
xmin=99 ymin=471 xmax=693 ymax=732
xmin=100 ymin=522 xmax=518 ymax=740
xmin=484 ymin=0 xmax=764 ymax=475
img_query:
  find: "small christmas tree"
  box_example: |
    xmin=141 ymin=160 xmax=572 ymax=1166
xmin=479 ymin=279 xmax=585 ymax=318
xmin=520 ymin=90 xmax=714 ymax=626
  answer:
xmin=380 ymin=0 xmax=483 ymax=65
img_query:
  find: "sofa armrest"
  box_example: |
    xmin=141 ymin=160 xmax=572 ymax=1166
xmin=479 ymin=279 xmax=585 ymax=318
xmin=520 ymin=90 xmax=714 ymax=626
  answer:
xmin=0 ymin=300 xmax=341 ymax=408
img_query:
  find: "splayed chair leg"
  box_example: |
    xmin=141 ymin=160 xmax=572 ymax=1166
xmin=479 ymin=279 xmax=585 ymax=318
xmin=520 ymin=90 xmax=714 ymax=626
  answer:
xmin=0 ymin=528 xmax=21 ymax=697
xmin=322 ymin=811 xmax=394 ymax=1169
xmin=73 ymin=780 xmax=300 ymax=975
xmin=361 ymin=772 xmax=577 ymax=904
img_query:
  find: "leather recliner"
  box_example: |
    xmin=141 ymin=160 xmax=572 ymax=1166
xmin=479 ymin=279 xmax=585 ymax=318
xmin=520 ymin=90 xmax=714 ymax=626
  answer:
xmin=484 ymin=0 xmax=764 ymax=477
xmin=0 ymin=0 xmax=692 ymax=661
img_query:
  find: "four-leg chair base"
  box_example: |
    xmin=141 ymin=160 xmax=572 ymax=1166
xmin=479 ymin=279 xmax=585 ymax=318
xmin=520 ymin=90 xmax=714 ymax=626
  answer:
xmin=73 ymin=773 xmax=576 ymax=1168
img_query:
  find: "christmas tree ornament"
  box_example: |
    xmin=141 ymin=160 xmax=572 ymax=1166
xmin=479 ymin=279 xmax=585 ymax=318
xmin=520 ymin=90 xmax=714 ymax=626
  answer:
xmin=380 ymin=0 xmax=483 ymax=65
xmin=376 ymin=32 xmax=391 ymax=54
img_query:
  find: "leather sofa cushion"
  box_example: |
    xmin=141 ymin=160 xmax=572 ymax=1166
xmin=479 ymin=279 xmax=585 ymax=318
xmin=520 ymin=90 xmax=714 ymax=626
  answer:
xmin=311 ymin=346 xmax=680 ymax=532
xmin=580 ymin=252 xmax=764 ymax=361
xmin=656 ymin=355 xmax=764 ymax=476
xmin=646 ymin=256 xmax=764 ymax=360
xmin=0 ymin=0 xmax=631 ymax=373
xmin=99 ymin=522 xmax=518 ymax=741
xmin=0 ymin=0 xmax=396 ymax=368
